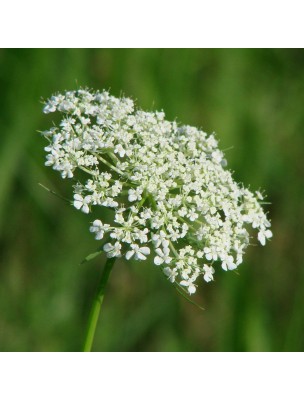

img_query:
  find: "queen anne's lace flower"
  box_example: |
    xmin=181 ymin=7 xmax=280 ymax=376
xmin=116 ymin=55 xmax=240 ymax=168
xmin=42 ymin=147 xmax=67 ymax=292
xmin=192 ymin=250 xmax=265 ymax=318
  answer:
xmin=42 ymin=89 xmax=272 ymax=294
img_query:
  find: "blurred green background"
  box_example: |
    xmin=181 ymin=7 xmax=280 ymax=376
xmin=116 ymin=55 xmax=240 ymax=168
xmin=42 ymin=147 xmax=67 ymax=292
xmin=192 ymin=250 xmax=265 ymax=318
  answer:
xmin=0 ymin=49 xmax=303 ymax=351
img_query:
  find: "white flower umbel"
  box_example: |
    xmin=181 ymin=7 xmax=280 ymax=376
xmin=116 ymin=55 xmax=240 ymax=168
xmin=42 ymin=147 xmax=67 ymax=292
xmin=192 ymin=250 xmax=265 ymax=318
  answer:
xmin=42 ymin=89 xmax=272 ymax=295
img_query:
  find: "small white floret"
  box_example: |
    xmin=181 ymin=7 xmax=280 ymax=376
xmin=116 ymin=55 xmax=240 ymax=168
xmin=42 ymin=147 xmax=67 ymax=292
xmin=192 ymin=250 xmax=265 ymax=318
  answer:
xmin=203 ymin=265 xmax=215 ymax=282
xmin=180 ymin=279 xmax=196 ymax=295
xmin=73 ymin=194 xmax=91 ymax=214
xmin=126 ymin=244 xmax=150 ymax=261
xmin=258 ymin=229 xmax=273 ymax=246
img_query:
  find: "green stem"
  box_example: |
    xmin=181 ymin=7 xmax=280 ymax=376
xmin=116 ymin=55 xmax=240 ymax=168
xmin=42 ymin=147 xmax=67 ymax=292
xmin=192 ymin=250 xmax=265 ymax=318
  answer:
xmin=97 ymin=154 xmax=124 ymax=176
xmin=82 ymin=257 xmax=116 ymax=352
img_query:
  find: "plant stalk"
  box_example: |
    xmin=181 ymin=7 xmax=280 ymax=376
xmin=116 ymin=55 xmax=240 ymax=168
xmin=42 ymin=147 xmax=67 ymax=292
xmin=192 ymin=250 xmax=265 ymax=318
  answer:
xmin=83 ymin=257 xmax=116 ymax=352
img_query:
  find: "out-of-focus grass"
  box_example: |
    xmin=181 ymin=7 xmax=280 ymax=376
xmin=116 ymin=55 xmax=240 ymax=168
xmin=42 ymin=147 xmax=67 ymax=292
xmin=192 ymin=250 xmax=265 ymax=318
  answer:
xmin=0 ymin=49 xmax=303 ymax=351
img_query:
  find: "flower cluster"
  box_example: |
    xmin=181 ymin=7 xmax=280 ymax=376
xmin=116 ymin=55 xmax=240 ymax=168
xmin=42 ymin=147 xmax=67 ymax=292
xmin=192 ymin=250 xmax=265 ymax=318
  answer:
xmin=42 ymin=89 xmax=272 ymax=294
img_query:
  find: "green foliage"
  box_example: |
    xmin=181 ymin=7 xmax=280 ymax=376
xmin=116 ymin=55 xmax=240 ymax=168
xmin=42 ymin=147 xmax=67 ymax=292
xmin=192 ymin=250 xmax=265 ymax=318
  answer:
xmin=0 ymin=49 xmax=303 ymax=351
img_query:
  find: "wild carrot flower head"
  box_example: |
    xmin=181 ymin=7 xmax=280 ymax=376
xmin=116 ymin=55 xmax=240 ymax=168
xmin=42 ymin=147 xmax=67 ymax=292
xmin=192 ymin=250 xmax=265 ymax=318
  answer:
xmin=42 ymin=89 xmax=272 ymax=294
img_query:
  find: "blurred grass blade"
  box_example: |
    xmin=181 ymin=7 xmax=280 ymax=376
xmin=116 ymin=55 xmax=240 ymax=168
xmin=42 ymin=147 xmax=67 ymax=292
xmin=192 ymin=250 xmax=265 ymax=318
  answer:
xmin=38 ymin=183 xmax=70 ymax=204
xmin=175 ymin=284 xmax=205 ymax=311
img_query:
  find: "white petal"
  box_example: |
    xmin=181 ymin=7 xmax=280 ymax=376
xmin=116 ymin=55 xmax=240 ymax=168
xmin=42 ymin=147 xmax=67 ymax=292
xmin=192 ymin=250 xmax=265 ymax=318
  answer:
xmin=163 ymin=267 xmax=172 ymax=277
xmin=162 ymin=239 xmax=169 ymax=248
xmin=74 ymin=194 xmax=83 ymax=201
xmin=188 ymin=284 xmax=196 ymax=294
xmin=155 ymin=248 xmax=164 ymax=257
xmin=258 ymin=232 xmax=266 ymax=246
xmin=74 ymin=200 xmax=83 ymax=210
xmin=95 ymin=231 xmax=104 ymax=240
xmin=163 ymin=247 xmax=170 ymax=256
xmin=154 ymin=256 xmax=163 ymax=266
xmin=93 ymin=219 xmax=102 ymax=227
xmin=84 ymin=195 xmax=92 ymax=203
xmin=136 ymin=252 xmax=147 ymax=261
xmin=82 ymin=204 xmax=90 ymax=214
xmin=265 ymin=230 xmax=273 ymax=239
xmin=103 ymin=243 xmax=113 ymax=252
xmin=90 ymin=219 xmax=103 ymax=232
xmin=128 ymin=194 xmax=137 ymax=202
xmin=125 ymin=250 xmax=134 ymax=260
xmin=140 ymin=247 xmax=150 ymax=256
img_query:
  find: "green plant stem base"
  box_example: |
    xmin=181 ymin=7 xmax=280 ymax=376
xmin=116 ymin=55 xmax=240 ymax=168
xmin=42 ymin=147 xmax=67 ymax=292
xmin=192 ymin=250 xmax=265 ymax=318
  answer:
xmin=82 ymin=257 xmax=116 ymax=352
